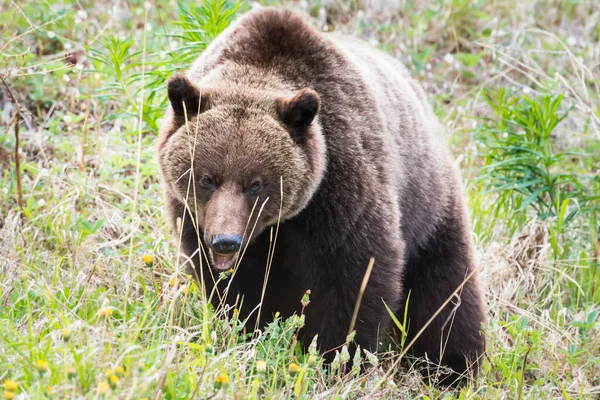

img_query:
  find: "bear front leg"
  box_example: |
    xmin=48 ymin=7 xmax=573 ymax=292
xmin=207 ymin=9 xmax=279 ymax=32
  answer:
xmin=301 ymin=255 xmax=403 ymax=364
xmin=400 ymin=210 xmax=486 ymax=386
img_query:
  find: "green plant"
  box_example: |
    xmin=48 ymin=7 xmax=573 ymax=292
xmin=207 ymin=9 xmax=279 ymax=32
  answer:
xmin=476 ymin=90 xmax=598 ymax=233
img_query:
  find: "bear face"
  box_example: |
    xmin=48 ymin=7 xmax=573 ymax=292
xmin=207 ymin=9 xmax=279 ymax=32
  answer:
xmin=158 ymin=73 xmax=327 ymax=271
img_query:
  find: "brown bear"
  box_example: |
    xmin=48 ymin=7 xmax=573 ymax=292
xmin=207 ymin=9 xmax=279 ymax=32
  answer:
xmin=157 ymin=7 xmax=485 ymax=385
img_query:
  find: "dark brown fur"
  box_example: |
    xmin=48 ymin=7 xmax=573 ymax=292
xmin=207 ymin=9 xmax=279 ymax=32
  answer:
xmin=157 ymin=7 xmax=486 ymax=385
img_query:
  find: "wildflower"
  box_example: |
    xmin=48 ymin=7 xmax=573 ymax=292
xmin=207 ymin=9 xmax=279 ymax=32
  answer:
xmin=232 ymin=308 xmax=238 ymax=317
xmin=214 ymin=373 xmax=229 ymax=389
xmin=62 ymin=328 xmax=71 ymax=341
xmin=331 ymin=351 xmax=341 ymax=371
xmin=364 ymin=349 xmax=378 ymax=367
xmin=182 ymin=285 xmax=189 ymax=295
xmin=67 ymin=367 xmax=77 ymax=379
xmin=227 ymin=268 xmax=234 ymax=274
xmin=256 ymin=360 xmax=267 ymax=373
xmin=351 ymin=344 xmax=362 ymax=375
xmin=36 ymin=359 xmax=49 ymax=373
xmin=3 ymin=380 xmax=17 ymax=392
xmin=100 ymin=307 xmax=113 ymax=317
xmin=288 ymin=363 xmax=300 ymax=376
xmin=340 ymin=345 xmax=350 ymax=364
xmin=115 ymin=365 xmax=125 ymax=377
xmin=308 ymin=335 xmax=318 ymax=355
xmin=187 ymin=274 xmax=192 ymax=280
xmin=45 ymin=385 xmax=53 ymax=394
xmin=109 ymin=374 xmax=120 ymax=388
xmin=97 ymin=381 xmax=110 ymax=395
xmin=142 ymin=254 xmax=153 ymax=266
xmin=274 ymin=311 xmax=280 ymax=319
xmin=104 ymin=369 xmax=113 ymax=378
xmin=301 ymin=289 xmax=311 ymax=307
xmin=169 ymin=276 xmax=179 ymax=287
xmin=4 ymin=392 xmax=15 ymax=400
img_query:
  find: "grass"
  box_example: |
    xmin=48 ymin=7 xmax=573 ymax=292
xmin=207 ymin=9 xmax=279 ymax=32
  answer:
xmin=1 ymin=0 xmax=599 ymax=398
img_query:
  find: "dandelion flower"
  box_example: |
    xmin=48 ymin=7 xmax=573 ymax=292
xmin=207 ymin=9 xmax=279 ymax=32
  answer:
xmin=97 ymin=381 xmax=110 ymax=395
xmin=214 ymin=373 xmax=229 ymax=389
xmin=100 ymin=307 xmax=113 ymax=317
xmin=142 ymin=254 xmax=153 ymax=264
xmin=109 ymin=374 xmax=119 ymax=388
xmin=67 ymin=367 xmax=77 ymax=379
xmin=104 ymin=369 xmax=113 ymax=378
xmin=115 ymin=365 xmax=125 ymax=377
xmin=288 ymin=363 xmax=300 ymax=376
xmin=36 ymin=359 xmax=49 ymax=373
xmin=4 ymin=391 xmax=15 ymax=400
xmin=62 ymin=328 xmax=71 ymax=341
xmin=3 ymin=380 xmax=17 ymax=391
xmin=45 ymin=385 xmax=53 ymax=394
xmin=169 ymin=276 xmax=179 ymax=287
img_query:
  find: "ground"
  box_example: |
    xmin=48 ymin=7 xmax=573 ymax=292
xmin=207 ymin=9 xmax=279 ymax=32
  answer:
xmin=0 ymin=0 xmax=599 ymax=399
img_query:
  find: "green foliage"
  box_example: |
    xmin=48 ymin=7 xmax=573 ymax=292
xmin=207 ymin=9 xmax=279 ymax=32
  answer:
xmin=476 ymin=89 xmax=599 ymax=227
xmin=86 ymin=0 xmax=241 ymax=135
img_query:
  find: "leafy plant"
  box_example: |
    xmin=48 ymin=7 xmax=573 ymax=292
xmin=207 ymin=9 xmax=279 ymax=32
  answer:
xmin=476 ymin=89 xmax=598 ymax=226
xmin=86 ymin=0 xmax=241 ymax=135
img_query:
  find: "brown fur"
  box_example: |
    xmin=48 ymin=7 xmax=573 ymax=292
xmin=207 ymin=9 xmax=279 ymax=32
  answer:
xmin=157 ymin=7 xmax=486 ymax=385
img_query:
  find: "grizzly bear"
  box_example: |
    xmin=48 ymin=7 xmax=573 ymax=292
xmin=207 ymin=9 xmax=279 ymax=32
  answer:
xmin=157 ymin=7 xmax=485 ymax=385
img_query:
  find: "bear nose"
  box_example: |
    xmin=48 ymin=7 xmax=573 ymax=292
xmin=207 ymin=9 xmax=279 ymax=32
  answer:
xmin=210 ymin=234 xmax=242 ymax=254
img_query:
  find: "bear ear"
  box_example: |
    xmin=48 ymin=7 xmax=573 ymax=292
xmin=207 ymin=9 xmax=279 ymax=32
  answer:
xmin=276 ymin=88 xmax=320 ymax=142
xmin=167 ymin=72 xmax=212 ymax=117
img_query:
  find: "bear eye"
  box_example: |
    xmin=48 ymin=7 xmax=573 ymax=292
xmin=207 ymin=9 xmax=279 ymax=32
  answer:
xmin=201 ymin=174 xmax=215 ymax=188
xmin=247 ymin=180 xmax=261 ymax=194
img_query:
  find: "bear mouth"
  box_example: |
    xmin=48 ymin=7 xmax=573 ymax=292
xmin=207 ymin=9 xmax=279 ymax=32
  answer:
xmin=209 ymin=249 xmax=239 ymax=272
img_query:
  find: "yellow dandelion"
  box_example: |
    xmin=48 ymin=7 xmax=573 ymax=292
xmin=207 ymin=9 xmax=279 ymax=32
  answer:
xmin=45 ymin=385 xmax=53 ymax=394
xmin=288 ymin=363 xmax=300 ymax=376
xmin=219 ymin=373 xmax=229 ymax=385
xmin=104 ymin=369 xmax=113 ymax=378
xmin=274 ymin=311 xmax=280 ymax=318
xmin=97 ymin=381 xmax=110 ymax=395
xmin=142 ymin=254 xmax=153 ymax=264
xmin=114 ymin=365 xmax=125 ymax=377
xmin=187 ymin=274 xmax=192 ymax=280
xmin=62 ymin=328 xmax=71 ymax=341
xmin=227 ymin=268 xmax=234 ymax=274
xmin=67 ymin=367 xmax=77 ymax=379
xmin=109 ymin=374 xmax=119 ymax=388
xmin=214 ymin=372 xmax=229 ymax=389
xmin=182 ymin=285 xmax=189 ymax=295
xmin=3 ymin=380 xmax=17 ymax=392
xmin=169 ymin=276 xmax=180 ymax=287
xmin=232 ymin=308 xmax=239 ymax=316
xmin=4 ymin=391 xmax=15 ymax=400
xmin=36 ymin=359 xmax=49 ymax=372
xmin=100 ymin=307 xmax=113 ymax=317
xmin=256 ymin=360 xmax=267 ymax=373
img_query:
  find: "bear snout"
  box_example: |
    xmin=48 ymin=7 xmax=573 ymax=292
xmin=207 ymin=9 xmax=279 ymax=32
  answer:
xmin=210 ymin=234 xmax=242 ymax=254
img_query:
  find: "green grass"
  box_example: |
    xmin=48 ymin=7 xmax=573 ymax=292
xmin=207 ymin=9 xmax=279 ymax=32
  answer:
xmin=1 ymin=0 xmax=599 ymax=398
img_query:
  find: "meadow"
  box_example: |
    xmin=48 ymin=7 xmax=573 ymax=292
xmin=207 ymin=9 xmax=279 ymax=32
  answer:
xmin=0 ymin=0 xmax=599 ymax=398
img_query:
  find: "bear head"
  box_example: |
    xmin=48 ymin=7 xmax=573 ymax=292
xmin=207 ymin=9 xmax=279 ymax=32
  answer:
xmin=158 ymin=73 xmax=327 ymax=271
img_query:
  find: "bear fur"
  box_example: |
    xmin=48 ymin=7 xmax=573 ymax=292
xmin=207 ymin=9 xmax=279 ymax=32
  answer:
xmin=157 ymin=7 xmax=486 ymax=384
